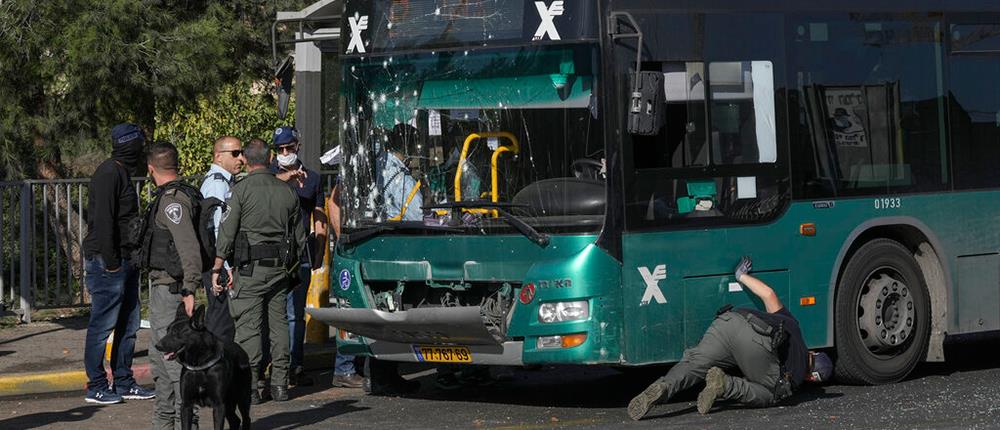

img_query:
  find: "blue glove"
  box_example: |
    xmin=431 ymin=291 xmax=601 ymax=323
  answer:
xmin=735 ymin=256 xmax=752 ymax=280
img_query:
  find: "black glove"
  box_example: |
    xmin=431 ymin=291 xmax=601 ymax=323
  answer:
xmin=735 ymin=256 xmax=752 ymax=281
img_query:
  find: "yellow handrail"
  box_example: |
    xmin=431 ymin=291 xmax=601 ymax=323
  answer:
xmin=491 ymin=144 xmax=519 ymax=203
xmin=453 ymin=132 xmax=520 ymax=212
xmin=388 ymin=179 xmax=422 ymax=221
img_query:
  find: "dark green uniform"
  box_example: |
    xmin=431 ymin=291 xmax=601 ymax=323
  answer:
xmin=629 ymin=306 xmax=808 ymax=421
xmin=147 ymin=183 xmax=203 ymax=430
xmin=648 ymin=310 xmax=792 ymax=407
xmin=215 ymin=169 xmax=306 ymax=389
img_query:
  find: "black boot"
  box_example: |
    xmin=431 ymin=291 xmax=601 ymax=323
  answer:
xmin=289 ymin=366 xmax=314 ymax=387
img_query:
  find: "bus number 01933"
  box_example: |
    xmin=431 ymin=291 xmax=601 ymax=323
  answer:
xmin=874 ymin=197 xmax=902 ymax=210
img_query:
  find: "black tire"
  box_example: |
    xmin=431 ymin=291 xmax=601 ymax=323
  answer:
xmin=834 ymin=238 xmax=930 ymax=385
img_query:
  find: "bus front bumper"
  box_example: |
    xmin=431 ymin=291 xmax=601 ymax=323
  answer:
xmin=307 ymin=306 xmax=526 ymax=365
xmin=306 ymin=306 xmax=500 ymax=345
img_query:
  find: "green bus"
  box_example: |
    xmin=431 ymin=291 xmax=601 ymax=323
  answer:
xmin=311 ymin=0 xmax=1000 ymax=385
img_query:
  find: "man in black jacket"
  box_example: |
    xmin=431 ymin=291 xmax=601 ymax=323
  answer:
xmin=82 ymin=123 xmax=154 ymax=404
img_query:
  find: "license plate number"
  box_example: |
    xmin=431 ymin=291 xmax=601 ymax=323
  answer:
xmin=412 ymin=345 xmax=472 ymax=363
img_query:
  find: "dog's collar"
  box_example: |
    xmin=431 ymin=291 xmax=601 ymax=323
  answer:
xmin=180 ymin=348 xmax=224 ymax=372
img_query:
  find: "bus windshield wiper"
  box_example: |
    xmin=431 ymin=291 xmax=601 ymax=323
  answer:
xmin=425 ymin=201 xmax=551 ymax=248
xmin=340 ymin=221 xmax=463 ymax=246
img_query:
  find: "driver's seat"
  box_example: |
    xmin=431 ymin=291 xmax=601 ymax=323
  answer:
xmin=512 ymin=177 xmax=605 ymax=217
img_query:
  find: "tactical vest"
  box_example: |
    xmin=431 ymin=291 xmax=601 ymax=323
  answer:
xmin=138 ymin=181 xmax=222 ymax=280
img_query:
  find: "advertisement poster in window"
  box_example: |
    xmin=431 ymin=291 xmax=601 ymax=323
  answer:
xmin=825 ymin=88 xmax=869 ymax=148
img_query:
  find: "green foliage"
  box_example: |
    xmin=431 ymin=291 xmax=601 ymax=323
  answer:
xmin=156 ymin=80 xmax=295 ymax=176
xmin=0 ymin=0 xmax=309 ymax=179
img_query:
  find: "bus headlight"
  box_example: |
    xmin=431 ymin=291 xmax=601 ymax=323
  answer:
xmin=537 ymin=301 xmax=590 ymax=323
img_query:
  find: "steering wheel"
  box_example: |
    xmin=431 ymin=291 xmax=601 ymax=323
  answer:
xmin=570 ymin=158 xmax=604 ymax=180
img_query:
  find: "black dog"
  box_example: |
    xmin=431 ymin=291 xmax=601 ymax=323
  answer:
xmin=156 ymin=303 xmax=252 ymax=430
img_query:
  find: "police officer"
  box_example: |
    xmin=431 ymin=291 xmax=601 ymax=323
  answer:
xmin=199 ymin=136 xmax=244 ymax=343
xmin=141 ymin=141 xmax=203 ymax=429
xmin=211 ymin=138 xmax=306 ymax=403
xmin=628 ymin=256 xmax=834 ymax=421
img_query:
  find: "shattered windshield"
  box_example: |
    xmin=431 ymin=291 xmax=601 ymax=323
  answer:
xmin=339 ymin=44 xmax=605 ymax=231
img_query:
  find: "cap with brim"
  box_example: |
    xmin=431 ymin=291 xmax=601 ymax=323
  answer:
xmin=273 ymin=126 xmax=299 ymax=147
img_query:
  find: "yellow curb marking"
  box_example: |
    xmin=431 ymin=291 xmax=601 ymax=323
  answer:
xmin=0 ymin=370 xmax=88 ymax=396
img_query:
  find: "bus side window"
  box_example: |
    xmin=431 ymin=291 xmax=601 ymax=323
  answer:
xmin=788 ymin=15 xmax=948 ymax=198
xmin=950 ymin=23 xmax=1000 ymax=190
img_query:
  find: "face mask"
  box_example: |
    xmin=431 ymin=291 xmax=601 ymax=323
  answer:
xmin=276 ymin=152 xmax=298 ymax=167
xmin=112 ymin=139 xmax=145 ymax=173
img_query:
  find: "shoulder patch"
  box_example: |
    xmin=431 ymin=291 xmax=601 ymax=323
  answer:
xmin=220 ymin=204 xmax=232 ymax=224
xmin=164 ymin=202 xmax=183 ymax=225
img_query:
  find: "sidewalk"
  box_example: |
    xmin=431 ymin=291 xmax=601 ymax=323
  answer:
xmin=0 ymin=316 xmax=339 ymax=398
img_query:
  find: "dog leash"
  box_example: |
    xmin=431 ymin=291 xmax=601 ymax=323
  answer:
xmin=180 ymin=348 xmax=225 ymax=372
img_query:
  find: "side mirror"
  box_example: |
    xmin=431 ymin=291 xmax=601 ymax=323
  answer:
xmin=627 ymin=71 xmax=664 ymax=136
xmin=274 ymin=55 xmax=294 ymax=119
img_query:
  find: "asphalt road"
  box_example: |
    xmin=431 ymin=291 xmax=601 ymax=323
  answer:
xmin=2 ymin=339 xmax=1000 ymax=430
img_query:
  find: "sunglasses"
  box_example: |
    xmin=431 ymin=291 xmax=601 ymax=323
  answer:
xmin=216 ymin=149 xmax=244 ymax=157
xmin=275 ymin=144 xmax=298 ymax=154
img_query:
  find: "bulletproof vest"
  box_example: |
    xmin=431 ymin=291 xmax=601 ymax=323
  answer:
xmin=140 ymin=185 xmax=189 ymax=279
xmin=138 ymin=181 xmax=223 ymax=279
xmin=146 ymin=208 xmax=183 ymax=279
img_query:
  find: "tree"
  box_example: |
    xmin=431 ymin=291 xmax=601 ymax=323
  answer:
xmin=0 ymin=0 xmax=305 ymax=180
xmin=0 ymin=0 xmax=307 ymax=280
xmin=158 ymin=79 xmax=295 ymax=176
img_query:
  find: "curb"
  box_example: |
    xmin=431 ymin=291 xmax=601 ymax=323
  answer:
xmin=0 ymin=346 xmax=339 ymax=399
xmin=0 ymin=364 xmax=153 ymax=399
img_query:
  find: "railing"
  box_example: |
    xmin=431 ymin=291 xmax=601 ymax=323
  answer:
xmin=2 ymin=170 xmax=338 ymax=323
xmin=0 ymin=178 xmax=153 ymax=322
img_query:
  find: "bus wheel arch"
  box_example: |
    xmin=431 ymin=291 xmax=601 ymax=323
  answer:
xmin=830 ymin=221 xmax=949 ymax=384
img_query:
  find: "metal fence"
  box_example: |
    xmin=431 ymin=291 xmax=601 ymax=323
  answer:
xmin=0 ymin=178 xmax=154 ymax=322
xmin=2 ymin=170 xmax=337 ymax=323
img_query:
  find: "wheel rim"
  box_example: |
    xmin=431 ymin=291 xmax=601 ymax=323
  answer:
xmin=856 ymin=267 xmax=915 ymax=355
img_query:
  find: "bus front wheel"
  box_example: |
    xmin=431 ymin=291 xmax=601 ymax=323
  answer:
xmin=834 ymin=238 xmax=930 ymax=385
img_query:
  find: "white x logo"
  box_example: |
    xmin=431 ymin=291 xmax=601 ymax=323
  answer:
xmin=533 ymin=1 xmax=564 ymax=41
xmin=347 ymin=13 xmax=368 ymax=54
xmin=638 ymin=265 xmax=668 ymax=306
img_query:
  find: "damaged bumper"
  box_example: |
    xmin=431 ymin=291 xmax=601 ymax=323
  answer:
xmin=306 ymin=306 xmax=501 ymax=345
xmin=306 ymin=306 xmax=525 ymax=365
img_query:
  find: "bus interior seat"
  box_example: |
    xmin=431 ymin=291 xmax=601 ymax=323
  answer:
xmin=512 ymin=177 xmax=605 ymax=217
